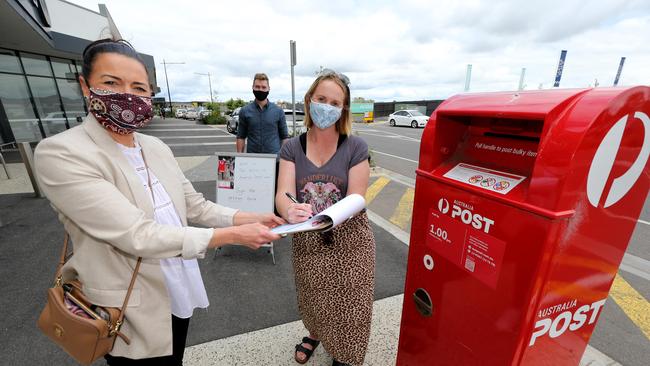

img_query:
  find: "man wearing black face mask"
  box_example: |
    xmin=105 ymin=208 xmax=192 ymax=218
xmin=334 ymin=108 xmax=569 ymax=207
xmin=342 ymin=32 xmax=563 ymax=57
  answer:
xmin=236 ymin=73 xmax=288 ymax=154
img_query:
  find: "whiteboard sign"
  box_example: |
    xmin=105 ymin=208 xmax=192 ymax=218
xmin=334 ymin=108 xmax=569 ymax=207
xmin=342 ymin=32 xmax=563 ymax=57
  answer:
xmin=215 ymin=152 xmax=277 ymax=213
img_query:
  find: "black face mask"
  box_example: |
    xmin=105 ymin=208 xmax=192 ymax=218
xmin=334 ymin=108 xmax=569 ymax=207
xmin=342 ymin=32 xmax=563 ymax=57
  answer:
xmin=253 ymin=90 xmax=269 ymax=101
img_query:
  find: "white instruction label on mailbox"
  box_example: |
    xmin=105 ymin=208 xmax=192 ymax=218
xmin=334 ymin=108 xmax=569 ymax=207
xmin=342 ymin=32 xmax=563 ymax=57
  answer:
xmin=443 ymin=163 xmax=526 ymax=195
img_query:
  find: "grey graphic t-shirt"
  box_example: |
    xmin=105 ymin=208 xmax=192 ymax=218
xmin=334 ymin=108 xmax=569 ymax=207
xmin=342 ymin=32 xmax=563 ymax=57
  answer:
xmin=280 ymin=134 xmax=369 ymax=214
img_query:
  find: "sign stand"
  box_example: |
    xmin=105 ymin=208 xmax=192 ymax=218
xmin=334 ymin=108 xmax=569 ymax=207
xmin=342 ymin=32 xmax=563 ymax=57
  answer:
xmin=213 ymin=152 xmax=278 ymax=264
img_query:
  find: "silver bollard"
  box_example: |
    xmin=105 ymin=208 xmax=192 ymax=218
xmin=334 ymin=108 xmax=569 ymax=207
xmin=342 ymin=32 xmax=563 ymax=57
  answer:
xmin=17 ymin=142 xmax=42 ymax=198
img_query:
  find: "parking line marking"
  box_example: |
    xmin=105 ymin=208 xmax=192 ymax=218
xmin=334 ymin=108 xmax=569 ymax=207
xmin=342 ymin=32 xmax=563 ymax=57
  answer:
xmin=371 ymin=150 xmax=418 ymax=164
xmin=158 ymin=135 xmax=232 ymax=139
xmin=357 ymin=131 xmax=421 ymax=142
xmin=609 ymin=274 xmax=650 ymax=341
xmin=166 ymin=142 xmax=234 ymax=147
xmin=366 ymin=176 xmax=391 ymax=205
xmin=389 ymin=188 xmax=415 ymax=230
xmin=142 ymin=128 xmax=218 ymax=132
xmin=639 ymin=219 xmax=650 ymax=226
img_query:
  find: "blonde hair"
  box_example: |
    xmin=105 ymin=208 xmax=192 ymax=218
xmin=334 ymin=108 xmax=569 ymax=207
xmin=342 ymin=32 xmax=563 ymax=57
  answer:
xmin=253 ymin=73 xmax=269 ymax=86
xmin=303 ymin=74 xmax=351 ymax=135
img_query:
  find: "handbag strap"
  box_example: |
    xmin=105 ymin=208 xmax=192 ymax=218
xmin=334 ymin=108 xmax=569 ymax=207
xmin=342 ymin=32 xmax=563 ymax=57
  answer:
xmin=52 ymin=140 xmax=162 ymax=336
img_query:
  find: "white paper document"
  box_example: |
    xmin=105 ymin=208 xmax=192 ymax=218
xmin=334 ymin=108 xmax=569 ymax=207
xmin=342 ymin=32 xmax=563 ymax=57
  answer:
xmin=271 ymin=194 xmax=366 ymax=235
xmin=443 ymin=163 xmax=526 ymax=195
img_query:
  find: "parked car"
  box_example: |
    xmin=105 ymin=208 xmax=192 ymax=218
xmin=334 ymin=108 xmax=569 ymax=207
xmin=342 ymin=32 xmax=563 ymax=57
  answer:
xmin=285 ymin=109 xmax=306 ymax=136
xmin=185 ymin=108 xmax=200 ymax=120
xmin=199 ymin=109 xmax=211 ymax=119
xmin=226 ymin=107 xmax=241 ymax=134
xmin=175 ymin=108 xmax=187 ymax=118
xmin=388 ymin=110 xmax=429 ymax=128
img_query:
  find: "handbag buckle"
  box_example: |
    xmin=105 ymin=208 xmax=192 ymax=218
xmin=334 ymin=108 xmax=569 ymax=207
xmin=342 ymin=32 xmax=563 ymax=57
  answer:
xmin=54 ymin=276 xmax=62 ymax=288
xmin=109 ymin=320 xmax=122 ymax=336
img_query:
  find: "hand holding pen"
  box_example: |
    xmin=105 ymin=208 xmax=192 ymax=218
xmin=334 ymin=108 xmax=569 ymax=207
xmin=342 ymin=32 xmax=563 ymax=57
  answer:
xmin=285 ymin=192 xmax=313 ymax=224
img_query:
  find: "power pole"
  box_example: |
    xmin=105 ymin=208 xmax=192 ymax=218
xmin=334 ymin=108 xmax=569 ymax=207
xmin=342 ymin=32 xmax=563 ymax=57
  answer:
xmin=518 ymin=68 xmax=526 ymax=91
xmin=160 ymin=59 xmax=185 ymax=113
xmin=195 ymin=72 xmax=213 ymax=103
xmin=464 ymin=64 xmax=472 ymax=92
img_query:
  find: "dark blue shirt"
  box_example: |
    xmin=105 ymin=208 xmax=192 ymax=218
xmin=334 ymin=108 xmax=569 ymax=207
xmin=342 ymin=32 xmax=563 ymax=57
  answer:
xmin=236 ymin=101 xmax=288 ymax=154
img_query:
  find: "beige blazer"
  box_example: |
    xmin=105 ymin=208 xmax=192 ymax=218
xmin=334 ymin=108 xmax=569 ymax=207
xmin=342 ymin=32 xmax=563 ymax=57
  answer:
xmin=34 ymin=115 xmax=237 ymax=359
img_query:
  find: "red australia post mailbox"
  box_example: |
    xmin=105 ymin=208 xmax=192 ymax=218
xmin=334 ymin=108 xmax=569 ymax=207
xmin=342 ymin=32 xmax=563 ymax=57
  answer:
xmin=396 ymin=87 xmax=650 ymax=365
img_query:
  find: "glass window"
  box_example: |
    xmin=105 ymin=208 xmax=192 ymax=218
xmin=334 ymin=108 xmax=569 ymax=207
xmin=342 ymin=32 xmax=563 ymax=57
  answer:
xmin=0 ymin=48 xmax=22 ymax=74
xmin=0 ymin=74 xmax=41 ymax=142
xmin=27 ymin=76 xmax=67 ymax=136
xmin=51 ymin=58 xmax=77 ymax=79
xmin=56 ymin=78 xmax=86 ymax=127
xmin=21 ymin=53 xmax=53 ymax=77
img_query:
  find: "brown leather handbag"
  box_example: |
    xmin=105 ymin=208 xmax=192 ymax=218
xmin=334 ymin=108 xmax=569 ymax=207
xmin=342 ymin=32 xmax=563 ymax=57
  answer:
xmin=37 ymin=233 xmax=142 ymax=365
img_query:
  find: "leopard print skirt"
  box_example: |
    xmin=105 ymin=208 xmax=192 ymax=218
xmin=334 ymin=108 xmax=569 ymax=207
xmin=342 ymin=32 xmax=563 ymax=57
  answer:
xmin=292 ymin=211 xmax=376 ymax=366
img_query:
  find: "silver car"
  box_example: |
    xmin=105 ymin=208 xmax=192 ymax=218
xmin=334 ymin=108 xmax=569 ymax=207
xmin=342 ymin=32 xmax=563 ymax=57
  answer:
xmin=226 ymin=107 xmax=241 ymax=134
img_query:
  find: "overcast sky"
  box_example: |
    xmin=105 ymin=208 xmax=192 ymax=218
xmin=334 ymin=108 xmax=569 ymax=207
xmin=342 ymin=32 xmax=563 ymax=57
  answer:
xmin=69 ymin=0 xmax=650 ymax=103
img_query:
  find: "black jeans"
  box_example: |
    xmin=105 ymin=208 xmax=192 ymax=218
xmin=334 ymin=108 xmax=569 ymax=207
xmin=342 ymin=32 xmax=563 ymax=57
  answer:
xmin=105 ymin=315 xmax=190 ymax=366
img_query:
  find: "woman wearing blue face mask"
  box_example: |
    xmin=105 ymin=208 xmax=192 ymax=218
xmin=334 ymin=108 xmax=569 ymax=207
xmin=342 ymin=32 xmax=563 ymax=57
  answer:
xmin=276 ymin=70 xmax=375 ymax=366
xmin=34 ymin=38 xmax=283 ymax=365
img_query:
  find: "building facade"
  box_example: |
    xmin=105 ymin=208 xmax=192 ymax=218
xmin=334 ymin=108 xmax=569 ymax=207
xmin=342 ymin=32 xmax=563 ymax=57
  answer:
xmin=0 ymin=0 xmax=158 ymax=144
xmin=373 ymin=99 xmax=444 ymax=118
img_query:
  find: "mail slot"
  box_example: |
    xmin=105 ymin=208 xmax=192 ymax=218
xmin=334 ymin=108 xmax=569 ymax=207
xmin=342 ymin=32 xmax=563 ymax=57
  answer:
xmin=396 ymin=87 xmax=650 ymax=365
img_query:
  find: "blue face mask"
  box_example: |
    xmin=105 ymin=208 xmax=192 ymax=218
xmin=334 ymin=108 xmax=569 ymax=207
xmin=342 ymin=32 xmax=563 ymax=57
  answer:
xmin=310 ymin=101 xmax=342 ymax=130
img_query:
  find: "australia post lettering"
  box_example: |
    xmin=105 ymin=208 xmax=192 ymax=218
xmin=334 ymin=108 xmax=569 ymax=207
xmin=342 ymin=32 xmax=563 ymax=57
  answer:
xmin=528 ymin=298 xmax=607 ymax=346
xmin=438 ymin=198 xmax=495 ymax=233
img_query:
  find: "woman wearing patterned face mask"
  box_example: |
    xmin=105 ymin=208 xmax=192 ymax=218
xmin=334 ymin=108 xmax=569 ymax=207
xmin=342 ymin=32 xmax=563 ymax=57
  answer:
xmin=276 ymin=69 xmax=376 ymax=366
xmin=34 ymin=38 xmax=283 ymax=365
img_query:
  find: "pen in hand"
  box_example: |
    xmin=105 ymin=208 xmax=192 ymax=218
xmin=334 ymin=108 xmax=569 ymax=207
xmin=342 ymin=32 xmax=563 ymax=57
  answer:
xmin=285 ymin=192 xmax=312 ymax=219
xmin=285 ymin=192 xmax=299 ymax=203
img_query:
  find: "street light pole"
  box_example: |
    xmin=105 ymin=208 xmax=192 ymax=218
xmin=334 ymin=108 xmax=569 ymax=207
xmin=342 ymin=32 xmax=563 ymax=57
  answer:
xmin=195 ymin=72 xmax=213 ymax=103
xmin=290 ymin=40 xmax=297 ymax=135
xmin=160 ymin=59 xmax=185 ymax=113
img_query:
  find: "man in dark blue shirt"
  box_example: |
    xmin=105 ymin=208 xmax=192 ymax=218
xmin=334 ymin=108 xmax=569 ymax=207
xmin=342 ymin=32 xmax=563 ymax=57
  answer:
xmin=236 ymin=73 xmax=288 ymax=153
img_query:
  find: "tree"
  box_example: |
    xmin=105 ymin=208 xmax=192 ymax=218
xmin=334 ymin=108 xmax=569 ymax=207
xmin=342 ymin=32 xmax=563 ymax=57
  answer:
xmin=205 ymin=102 xmax=223 ymax=114
xmin=353 ymin=97 xmax=374 ymax=103
xmin=225 ymin=98 xmax=246 ymax=111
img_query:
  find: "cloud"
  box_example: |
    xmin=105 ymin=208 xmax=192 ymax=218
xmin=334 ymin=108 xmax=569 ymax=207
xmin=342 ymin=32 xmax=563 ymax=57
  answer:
xmin=69 ymin=0 xmax=650 ymax=102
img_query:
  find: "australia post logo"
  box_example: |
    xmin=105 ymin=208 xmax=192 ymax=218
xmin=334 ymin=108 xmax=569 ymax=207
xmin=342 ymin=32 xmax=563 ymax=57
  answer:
xmin=587 ymin=111 xmax=650 ymax=208
xmin=438 ymin=198 xmax=494 ymax=233
xmin=529 ymin=298 xmax=607 ymax=346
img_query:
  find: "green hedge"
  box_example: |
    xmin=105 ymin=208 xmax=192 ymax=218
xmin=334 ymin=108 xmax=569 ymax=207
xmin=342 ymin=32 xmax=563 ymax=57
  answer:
xmin=202 ymin=113 xmax=227 ymax=125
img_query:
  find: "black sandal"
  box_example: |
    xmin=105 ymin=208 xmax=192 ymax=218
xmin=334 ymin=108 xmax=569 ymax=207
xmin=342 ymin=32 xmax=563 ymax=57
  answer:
xmin=294 ymin=336 xmax=320 ymax=364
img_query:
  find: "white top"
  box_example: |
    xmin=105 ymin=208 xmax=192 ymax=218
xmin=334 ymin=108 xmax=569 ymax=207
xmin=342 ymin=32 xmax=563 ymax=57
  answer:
xmin=118 ymin=141 xmax=209 ymax=318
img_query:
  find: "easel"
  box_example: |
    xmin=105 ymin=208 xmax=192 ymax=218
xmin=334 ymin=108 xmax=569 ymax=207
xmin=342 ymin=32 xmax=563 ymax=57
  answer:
xmin=213 ymin=152 xmax=278 ymax=264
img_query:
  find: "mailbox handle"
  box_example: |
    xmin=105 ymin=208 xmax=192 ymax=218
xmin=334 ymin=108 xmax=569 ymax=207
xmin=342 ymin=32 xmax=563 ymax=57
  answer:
xmin=413 ymin=288 xmax=433 ymax=317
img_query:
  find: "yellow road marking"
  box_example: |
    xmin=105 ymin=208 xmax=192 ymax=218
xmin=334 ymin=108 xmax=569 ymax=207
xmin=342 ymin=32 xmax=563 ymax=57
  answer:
xmin=365 ymin=176 xmax=390 ymax=205
xmin=610 ymin=274 xmax=650 ymax=341
xmin=389 ymin=188 xmax=415 ymax=230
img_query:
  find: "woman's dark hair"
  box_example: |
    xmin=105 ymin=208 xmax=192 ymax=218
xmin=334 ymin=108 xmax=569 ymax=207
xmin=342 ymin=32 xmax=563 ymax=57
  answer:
xmin=81 ymin=38 xmax=149 ymax=81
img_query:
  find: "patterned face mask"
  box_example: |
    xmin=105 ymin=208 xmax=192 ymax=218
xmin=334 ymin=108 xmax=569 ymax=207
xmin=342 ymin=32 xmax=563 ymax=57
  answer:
xmin=88 ymin=88 xmax=153 ymax=135
xmin=309 ymin=101 xmax=342 ymax=130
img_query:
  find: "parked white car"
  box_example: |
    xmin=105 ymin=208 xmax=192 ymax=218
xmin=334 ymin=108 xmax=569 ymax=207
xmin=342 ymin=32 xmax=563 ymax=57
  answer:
xmin=175 ymin=108 xmax=187 ymax=118
xmin=388 ymin=110 xmax=429 ymax=128
xmin=185 ymin=108 xmax=200 ymax=120
xmin=285 ymin=109 xmax=306 ymax=136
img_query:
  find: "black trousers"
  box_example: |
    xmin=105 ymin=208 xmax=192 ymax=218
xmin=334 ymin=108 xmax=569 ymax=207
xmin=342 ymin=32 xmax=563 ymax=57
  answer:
xmin=105 ymin=315 xmax=190 ymax=366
